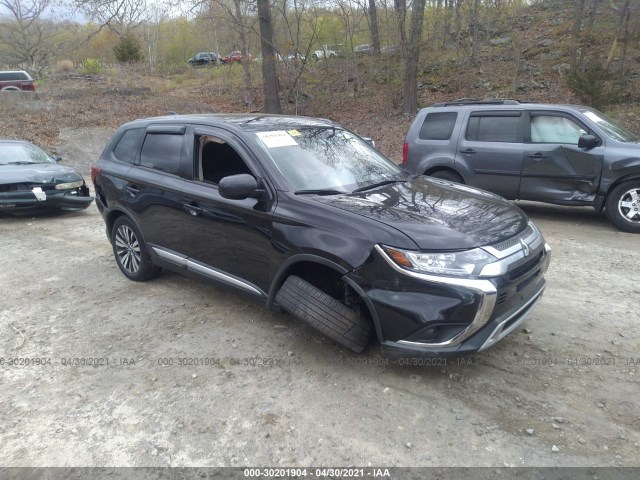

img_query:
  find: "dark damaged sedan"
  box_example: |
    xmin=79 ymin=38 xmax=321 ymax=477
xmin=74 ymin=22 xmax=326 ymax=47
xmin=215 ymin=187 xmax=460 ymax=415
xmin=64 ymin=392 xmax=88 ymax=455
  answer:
xmin=92 ymin=114 xmax=551 ymax=357
xmin=0 ymin=140 xmax=93 ymax=214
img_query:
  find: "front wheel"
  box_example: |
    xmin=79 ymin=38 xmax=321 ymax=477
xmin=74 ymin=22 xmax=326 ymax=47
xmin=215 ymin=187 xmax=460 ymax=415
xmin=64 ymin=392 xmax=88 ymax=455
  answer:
xmin=605 ymin=181 xmax=640 ymax=233
xmin=111 ymin=216 xmax=161 ymax=281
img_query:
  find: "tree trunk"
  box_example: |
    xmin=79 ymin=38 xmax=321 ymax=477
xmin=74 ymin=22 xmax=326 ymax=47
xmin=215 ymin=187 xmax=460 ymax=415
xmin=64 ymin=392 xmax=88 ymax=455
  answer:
xmin=257 ymin=0 xmax=281 ymax=113
xmin=394 ymin=0 xmax=407 ymax=59
xmin=402 ymin=0 xmax=427 ymax=115
xmin=233 ymin=0 xmax=253 ymax=107
xmin=368 ymin=0 xmax=381 ymax=53
xmin=570 ymin=0 xmax=586 ymax=70
xmin=619 ymin=0 xmax=630 ymax=80
xmin=577 ymin=0 xmax=599 ymax=69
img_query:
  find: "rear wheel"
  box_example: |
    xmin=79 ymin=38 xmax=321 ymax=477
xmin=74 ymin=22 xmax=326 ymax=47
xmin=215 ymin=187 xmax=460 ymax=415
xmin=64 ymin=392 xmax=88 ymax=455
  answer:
xmin=429 ymin=169 xmax=463 ymax=183
xmin=606 ymin=180 xmax=640 ymax=233
xmin=111 ymin=216 xmax=161 ymax=281
xmin=276 ymin=275 xmax=373 ymax=353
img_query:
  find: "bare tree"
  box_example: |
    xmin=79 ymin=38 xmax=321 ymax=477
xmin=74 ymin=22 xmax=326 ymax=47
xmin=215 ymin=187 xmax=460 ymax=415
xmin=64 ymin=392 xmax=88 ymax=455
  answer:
xmin=0 ymin=0 xmax=54 ymax=69
xmin=402 ymin=0 xmax=427 ymax=114
xmin=75 ymin=0 xmax=151 ymax=35
xmin=368 ymin=0 xmax=381 ymax=53
xmin=257 ymin=0 xmax=281 ymax=112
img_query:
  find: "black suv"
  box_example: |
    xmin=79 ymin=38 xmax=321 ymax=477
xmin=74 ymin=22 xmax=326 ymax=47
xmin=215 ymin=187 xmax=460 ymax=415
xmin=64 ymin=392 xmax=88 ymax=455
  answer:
xmin=403 ymin=100 xmax=640 ymax=233
xmin=188 ymin=52 xmax=221 ymax=66
xmin=92 ymin=114 xmax=551 ymax=357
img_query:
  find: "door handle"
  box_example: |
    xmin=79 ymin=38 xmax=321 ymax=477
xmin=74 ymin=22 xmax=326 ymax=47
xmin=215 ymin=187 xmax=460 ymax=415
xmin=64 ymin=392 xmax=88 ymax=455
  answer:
xmin=459 ymin=148 xmax=476 ymax=155
xmin=125 ymin=185 xmax=140 ymax=196
xmin=183 ymin=204 xmax=203 ymax=217
xmin=527 ymin=153 xmax=547 ymax=160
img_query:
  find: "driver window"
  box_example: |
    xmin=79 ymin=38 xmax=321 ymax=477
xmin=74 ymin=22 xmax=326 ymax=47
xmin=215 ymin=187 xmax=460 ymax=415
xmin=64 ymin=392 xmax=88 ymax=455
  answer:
xmin=530 ymin=115 xmax=586 ymax=144
xmin=196 ymin=135 xmax=252 ymax=184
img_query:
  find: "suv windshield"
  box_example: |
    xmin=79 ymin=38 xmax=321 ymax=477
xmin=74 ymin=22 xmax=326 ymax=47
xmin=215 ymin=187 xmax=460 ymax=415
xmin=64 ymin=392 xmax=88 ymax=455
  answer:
xmin=255 ymin=127 xmax=403 ymax=192
xmin=0 ymin=143 xmax=52 ymax=165
xmin=581 ymin=109 xmax=640 ymax=143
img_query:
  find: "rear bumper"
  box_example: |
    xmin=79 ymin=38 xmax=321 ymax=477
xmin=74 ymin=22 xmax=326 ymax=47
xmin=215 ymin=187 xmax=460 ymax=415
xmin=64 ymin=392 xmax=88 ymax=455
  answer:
xmin=0 ymin=189 xmax=93 ymax=213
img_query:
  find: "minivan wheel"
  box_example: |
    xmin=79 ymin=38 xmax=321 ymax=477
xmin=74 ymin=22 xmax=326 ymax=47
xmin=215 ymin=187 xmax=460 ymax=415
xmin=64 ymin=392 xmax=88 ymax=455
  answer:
xmin=430 ymin=169 xmax=463 ymax=183
xmin=275 ymin=275 xmax=373 ymax=353
xmin=111 ymin=216 xmax=161 ymax=281
xmin=606 ymin=181 xmax=640 ymax=233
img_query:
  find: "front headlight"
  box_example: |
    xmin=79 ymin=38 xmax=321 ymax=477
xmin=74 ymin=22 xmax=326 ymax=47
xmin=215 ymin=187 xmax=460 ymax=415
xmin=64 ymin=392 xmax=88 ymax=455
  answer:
xmin=382 ymin=245 xmax=498 ymax=278
xmin=55 ymin=180 xmax=84 ymax=190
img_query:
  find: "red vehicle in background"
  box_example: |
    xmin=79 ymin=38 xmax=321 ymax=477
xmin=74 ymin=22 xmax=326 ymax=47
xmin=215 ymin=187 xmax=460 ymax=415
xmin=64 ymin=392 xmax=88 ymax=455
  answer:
xmin=222 ymin=51 xmax=253 ymax=64
xmin=0 ymin=71 xmax=36 ymax=92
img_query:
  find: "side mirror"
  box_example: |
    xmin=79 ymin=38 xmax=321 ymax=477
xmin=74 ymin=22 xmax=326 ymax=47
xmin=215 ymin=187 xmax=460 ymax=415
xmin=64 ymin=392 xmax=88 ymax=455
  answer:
xmin=51 ymin=155 xmax=62 ymax=163
xmin=218 ymin=174 xmax=262 ymax=200
xmin=578 ymin=134 xmax=598 ymax=150
xmin=360 ymin=136 xmax=376 ymax=148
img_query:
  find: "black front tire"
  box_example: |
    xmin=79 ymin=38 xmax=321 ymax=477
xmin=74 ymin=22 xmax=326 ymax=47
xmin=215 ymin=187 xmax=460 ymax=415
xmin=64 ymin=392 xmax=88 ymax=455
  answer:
xmin=111 ymin=216 xmax=161 ymax=281
xmin=605 ymin=180 xmax=640 ymax=233
xmin=276 ymin=275 xmax=373 ymax=353
xmin=430 ymin=169 xmax=463 ymax=183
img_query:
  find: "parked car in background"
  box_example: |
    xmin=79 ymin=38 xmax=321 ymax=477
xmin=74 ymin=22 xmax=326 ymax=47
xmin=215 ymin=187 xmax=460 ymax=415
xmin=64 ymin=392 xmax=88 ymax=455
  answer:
xmin=381 ymin=45 xmax=399 ymax=55
xmin=313 ymin=45 xmax=342 ymax=60
xmin=0 ymin=140 xmax=92 ymax=214
xmin=286 ymin=51 xmax=306 ymax=62
xmin=354 ymin=44 xmax=373 ymax=55
xmin=92 ymin=113 xmax=550 ymax=357
xmin=222 ymin=51 xmax=253 ymax=64
xmin=0 ymin=70 xmax=36 ymax=92
xmin=188 ymin=52 xmax=221 ymax=66
xmin=403 ymin=99 xmax=640 ymax=233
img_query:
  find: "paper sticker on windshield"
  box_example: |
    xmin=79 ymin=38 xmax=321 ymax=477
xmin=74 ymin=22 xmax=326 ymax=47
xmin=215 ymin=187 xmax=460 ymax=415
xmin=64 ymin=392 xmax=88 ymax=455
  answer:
xmin=287 ymin=129 xmax=301 ymax=136
xmin=256 ymin=131 xmax=298 ymax=148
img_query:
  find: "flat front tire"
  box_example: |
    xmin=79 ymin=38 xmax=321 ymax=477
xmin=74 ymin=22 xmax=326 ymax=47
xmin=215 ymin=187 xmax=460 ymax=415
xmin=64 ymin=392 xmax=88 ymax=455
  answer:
xmin=111 ymin=216 xmax=161 ymax=281
xmin=606 ymin=181 xmax=640 ymax=233
xmin=276 ymin=275 xmax=373 ymax=353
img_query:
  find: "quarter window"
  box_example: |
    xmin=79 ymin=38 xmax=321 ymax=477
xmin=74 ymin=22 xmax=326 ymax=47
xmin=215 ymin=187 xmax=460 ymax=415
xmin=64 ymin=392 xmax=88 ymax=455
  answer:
xmin=419 ymin=112 xmax=458 ymax=140
xmin=466 ymin=115 xmax=520 ymax=143
xmin=140 ymin=133 xmax=183 ymax=175
xmin=530 ymin=115 xmax=585 ymax=144
xmin=112 ymin=128 xmax=144 ymax=164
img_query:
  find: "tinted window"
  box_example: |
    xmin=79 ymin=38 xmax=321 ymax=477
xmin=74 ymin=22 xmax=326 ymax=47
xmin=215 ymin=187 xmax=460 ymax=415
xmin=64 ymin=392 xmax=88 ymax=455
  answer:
xmin=112 ymin=128 xmax=144 ymax=164
xmin=0 ymin=71 xmax=27 ymax=81
xmin=140 ymin=133 xmax=183 ymax=175
xmin=467 ymin=115 xmax=520 ymax=143
xmin=530 ymin=115 xmax=585 ymax=144
xmin=419 ymin=112 xmax=458 ymax=140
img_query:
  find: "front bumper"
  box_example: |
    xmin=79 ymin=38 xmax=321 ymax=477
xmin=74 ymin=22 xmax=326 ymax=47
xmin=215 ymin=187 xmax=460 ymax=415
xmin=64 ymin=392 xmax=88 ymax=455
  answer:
xmin=0 ymin=187 xmax=94 ymax=213
xmin=348 ymin=228 xmax=551 ymax=357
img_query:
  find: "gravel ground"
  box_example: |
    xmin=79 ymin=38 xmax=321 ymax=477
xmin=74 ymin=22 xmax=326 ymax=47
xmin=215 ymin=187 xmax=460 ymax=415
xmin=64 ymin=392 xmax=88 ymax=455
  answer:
xmin=0 ymin=127 xmax=638 ymax=467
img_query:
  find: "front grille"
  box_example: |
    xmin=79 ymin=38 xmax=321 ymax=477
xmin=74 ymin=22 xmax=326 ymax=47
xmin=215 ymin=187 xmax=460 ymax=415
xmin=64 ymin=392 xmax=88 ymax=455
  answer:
xmin=0 ymin=183 xmax=55 ymax=193
xmin=507 ymin=249 xmax=543 ymax=281
xmin=492 ymin=225 xmax=533 ymax=251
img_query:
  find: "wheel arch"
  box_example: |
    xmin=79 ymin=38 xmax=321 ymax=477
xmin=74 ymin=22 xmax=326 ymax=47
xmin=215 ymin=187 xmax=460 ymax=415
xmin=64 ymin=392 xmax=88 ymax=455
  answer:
xmin=600 ymin=173 xmax=640 ymax=212
xmin=267 ymin=254 xmax=382 ymax=340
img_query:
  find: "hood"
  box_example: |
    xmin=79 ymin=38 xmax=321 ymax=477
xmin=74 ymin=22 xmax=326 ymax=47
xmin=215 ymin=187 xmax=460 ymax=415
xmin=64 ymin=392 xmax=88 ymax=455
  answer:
xmin=0 ymin=163 xmax=83 ymax=186
xmin=312 ymin=177 xmax=528 ymax=250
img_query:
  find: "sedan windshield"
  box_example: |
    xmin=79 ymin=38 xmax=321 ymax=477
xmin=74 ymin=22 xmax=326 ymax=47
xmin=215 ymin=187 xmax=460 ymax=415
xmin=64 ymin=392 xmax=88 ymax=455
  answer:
xmin=581 ymin=109 xmax=640 ymax=143
xmin=0 ymin=143 xmax=53 ymax=166
xmin=255 ymin=127 xmax=404 ymax=192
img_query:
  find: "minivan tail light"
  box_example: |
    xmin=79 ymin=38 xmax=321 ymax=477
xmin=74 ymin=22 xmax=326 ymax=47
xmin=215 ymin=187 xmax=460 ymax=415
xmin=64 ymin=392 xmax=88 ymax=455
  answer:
xmin=402 ymin=142 xmax=408 ymax=164
xmin=24 ymin=83 xmax=35 ymax=91
xmin=90 ymin=164 xmax=101 ymax=185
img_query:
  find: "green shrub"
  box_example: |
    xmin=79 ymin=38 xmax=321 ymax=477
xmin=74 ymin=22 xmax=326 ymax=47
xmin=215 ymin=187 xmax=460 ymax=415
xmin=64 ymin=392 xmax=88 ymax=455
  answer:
xmin=83 ymin=58 xmax=101 ymax=75
xmin=113 ymin=32 xmax=143 ymax=64
xmin=567 ymin=62 xmax=617 ymax=109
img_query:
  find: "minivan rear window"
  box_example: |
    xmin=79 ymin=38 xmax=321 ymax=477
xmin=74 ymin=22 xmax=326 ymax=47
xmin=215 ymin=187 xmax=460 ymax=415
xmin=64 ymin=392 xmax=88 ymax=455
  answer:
xmin=419 ymin=112 xmax=458 ymax=140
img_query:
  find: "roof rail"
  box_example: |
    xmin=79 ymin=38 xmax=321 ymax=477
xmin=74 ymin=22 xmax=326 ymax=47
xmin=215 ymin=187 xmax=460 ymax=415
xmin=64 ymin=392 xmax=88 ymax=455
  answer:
xmin=432 ymin=98 xmax=521 ymax=107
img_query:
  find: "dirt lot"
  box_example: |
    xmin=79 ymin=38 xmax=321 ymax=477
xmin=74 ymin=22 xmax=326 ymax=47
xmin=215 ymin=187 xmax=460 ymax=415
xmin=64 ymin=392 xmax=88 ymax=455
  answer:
xmin=0 ymin=122 xmax=638 ymax=468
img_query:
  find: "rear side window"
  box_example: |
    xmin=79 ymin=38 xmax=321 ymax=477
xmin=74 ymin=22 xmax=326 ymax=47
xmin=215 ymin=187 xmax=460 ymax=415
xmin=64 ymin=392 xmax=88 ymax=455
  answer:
xmin=140 ymin=133 xmax=183 ymax=175
xmin=0 ymin=71 xmax=28 ymax=81
xmin=466 ymin=114 xmax=521 ymax=143
xmin=419 ymin=112 xmax=458 ymax=140
xmin=112 ymin=128 xmax=144 ymax=164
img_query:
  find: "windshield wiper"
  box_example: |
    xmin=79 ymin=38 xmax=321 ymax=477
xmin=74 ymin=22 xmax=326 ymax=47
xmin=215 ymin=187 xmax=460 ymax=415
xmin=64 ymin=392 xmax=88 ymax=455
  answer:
xmin=6 ymin=161 xmax=38 ymax=165
xmin=294 ymin=188 xmax=344 ymax=196
xmin=352 ymin=178 xmax=407 ymax=193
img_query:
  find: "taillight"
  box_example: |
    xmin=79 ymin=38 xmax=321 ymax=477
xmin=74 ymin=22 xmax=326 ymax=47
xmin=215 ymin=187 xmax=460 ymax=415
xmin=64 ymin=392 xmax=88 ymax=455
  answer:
xmin=90 ymin=164 xmax=101 ymax=185
xmin=24 ymin=83 xmax=35 ymax=92
xmin=402 ymin=142 xmax=408 ymax=164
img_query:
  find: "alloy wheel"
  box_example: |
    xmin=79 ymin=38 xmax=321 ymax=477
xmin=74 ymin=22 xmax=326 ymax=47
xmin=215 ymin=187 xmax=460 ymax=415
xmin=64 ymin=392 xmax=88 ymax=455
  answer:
xmin=114 ymin=224 xmax=142 ymax=274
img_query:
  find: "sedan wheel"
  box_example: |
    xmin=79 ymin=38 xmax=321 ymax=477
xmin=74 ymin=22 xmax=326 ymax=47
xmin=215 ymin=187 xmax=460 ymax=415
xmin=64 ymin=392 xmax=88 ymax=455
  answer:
xmin=111 ymin=217 xmax=161 ymax=281
xmin=606 ymin=181 xmax=640 ymax=233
